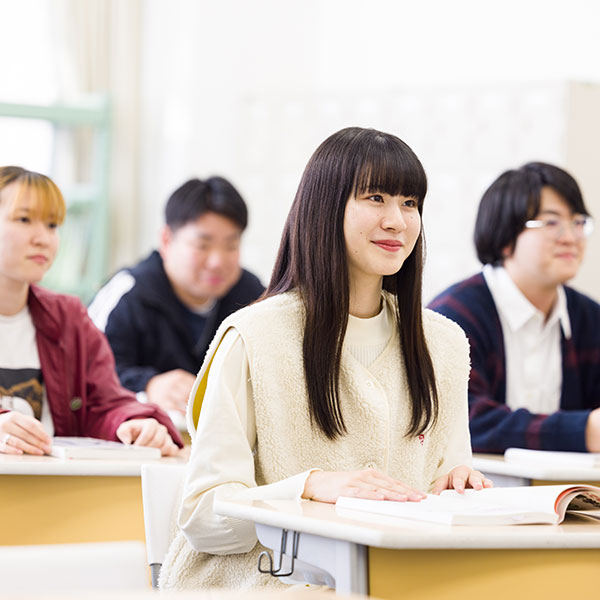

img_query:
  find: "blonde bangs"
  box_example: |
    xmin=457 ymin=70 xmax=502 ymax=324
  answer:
xmin=12 ymin=174 xmax=66 ymax=225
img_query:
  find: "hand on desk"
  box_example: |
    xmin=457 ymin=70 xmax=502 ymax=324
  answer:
xmin=145 ymin=369 xmax=195 ymax=414
xmin=430 ymin=465 xmax=493 ymax=495
xmin=116 ymin=417 xmax=179 ymax=456
xmin=0 ymin=411 xmax=52 ymax=455
xmin=302 ymin=468 xmax=427 ymax=503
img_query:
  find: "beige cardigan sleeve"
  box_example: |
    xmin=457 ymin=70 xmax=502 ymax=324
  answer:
xmin=178 ymin=328 xmax=314 ymax=555
xmin=429 ymin=312 xmax=473 ymax=482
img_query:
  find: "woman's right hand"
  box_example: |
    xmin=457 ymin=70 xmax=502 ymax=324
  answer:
xmin=301 ymin=468 xmax=427 ymax=504
xmin=0 ymin=412 xmax=52 ymax=455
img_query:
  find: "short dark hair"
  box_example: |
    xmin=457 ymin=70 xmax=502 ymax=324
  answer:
xmin=474 ymin=162 xmax=590 ymax=265
xmin=165 ymin=176 xmax=248 ymax=232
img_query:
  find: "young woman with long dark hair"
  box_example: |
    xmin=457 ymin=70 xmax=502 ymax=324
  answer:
xmin=161 ymin=127 xmax=490 ymax=590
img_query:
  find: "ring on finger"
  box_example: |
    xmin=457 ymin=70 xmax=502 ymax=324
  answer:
xmin=2 ymin=433 xmax=12 ymax=446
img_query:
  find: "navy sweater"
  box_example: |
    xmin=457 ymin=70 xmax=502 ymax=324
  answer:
xmin=89 ymin=251 xmax=264 ymax=393
xmin=429 ymin=273 xmax=600 ymax=453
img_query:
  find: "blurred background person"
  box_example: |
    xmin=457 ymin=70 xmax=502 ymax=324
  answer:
xmin=429 ymin=163 xmax=600 ymax=454
xmin=89 ymin=177 xmax=264 ymax=420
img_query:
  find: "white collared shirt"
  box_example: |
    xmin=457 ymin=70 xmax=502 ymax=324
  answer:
xmin=482 ymin=264 xmax=571 ymax=414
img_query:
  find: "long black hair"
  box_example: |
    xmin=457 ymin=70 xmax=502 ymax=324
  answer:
xmin=266 ymin=127 xmax=438 ymax=440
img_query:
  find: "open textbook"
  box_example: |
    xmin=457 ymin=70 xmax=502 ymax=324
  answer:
xmin=504 ymin=447 xmax=600 ymax=468
xmin=50 ymin=437 xmax=161 ymax=460
xmin=336 ymin=484 xmax=600 ymax=526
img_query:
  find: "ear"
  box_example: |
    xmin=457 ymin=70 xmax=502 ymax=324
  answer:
xmin=500 ymin=243 xmax=513 ymax=259
xmin=159 ymin=225 xmax=173 ymax=257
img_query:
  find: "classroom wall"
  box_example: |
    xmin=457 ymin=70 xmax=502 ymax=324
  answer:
xmin=137 ymin=0 xmax=600 ymax=302
xmin=2 ymin=0 xmax=600 ymax=301
xmin=565 ymin=83 xmax=600 ymax=300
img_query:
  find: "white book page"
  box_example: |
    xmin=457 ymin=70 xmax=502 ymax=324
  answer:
xmin=568 ymin=510 xmax=600 ymax=521
xmin=336 ymin=485 xmax=583 ymax=525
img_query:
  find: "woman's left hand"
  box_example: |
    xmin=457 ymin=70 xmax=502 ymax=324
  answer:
xmin=431 ymin=465 xmax=493 ymax=495
xmin=116 ymin=418 xmax=179 ymax=456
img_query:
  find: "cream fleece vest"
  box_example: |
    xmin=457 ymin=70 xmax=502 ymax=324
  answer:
xmin=160 ymin=291 xmax=470 ymax=591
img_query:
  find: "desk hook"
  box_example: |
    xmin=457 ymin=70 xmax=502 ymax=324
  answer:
xmin=257 ymin=529 xmax=300 ymax=578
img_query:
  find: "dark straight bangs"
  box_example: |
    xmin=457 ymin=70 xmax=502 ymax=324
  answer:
xmin=351 ymin=134 xmax=427 ymax=207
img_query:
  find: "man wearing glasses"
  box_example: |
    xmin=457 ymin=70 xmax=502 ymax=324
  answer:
xmin=429 ymin=162 xmax=600 ymax=454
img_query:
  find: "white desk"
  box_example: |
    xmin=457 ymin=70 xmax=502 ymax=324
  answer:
xmin=473 ymin=453 xmax=600 ymax=487
xmin=0 ymin=452 xmax=188 ymax=545
xmin=215 ymin=497 xmax=600 ymax=600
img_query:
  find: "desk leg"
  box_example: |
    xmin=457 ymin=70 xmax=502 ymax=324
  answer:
xmin=256 ymin=524 xmax=367 ymax=595
xmin=333 ymin=540 xmax=368 ymax=596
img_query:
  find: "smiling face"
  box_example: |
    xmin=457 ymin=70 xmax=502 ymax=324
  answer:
xmin=160 ymin=211 xmax=243 ymax=309
xmin=343 ymin=190 xmax=422 ymax=290
xmin=504 ymin=186 xmax=585 ymax=291
xmin=0 ymin=181 xmax=60 ymax=293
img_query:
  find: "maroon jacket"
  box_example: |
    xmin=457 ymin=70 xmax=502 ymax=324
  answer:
xmin=21 ymin=285 xmax=183 ymax=446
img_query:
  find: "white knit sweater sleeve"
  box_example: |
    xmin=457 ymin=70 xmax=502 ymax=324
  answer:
xmin=178 ymin=328 xmax=315 ymax=555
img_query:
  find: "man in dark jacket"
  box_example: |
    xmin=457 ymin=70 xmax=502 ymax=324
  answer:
xmin=89 ymin=177 xmax=264 ymax=417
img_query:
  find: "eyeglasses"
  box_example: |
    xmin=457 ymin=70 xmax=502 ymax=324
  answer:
xmin=524 ymin=215 xmax=594 ymax=240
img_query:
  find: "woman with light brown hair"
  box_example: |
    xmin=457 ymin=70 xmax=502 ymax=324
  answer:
xmin=0 ymin=166 xmax=182 ymax=455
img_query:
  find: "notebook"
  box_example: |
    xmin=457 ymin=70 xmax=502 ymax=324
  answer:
xmin=50 ymin=437 xmax=161 ymax=460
